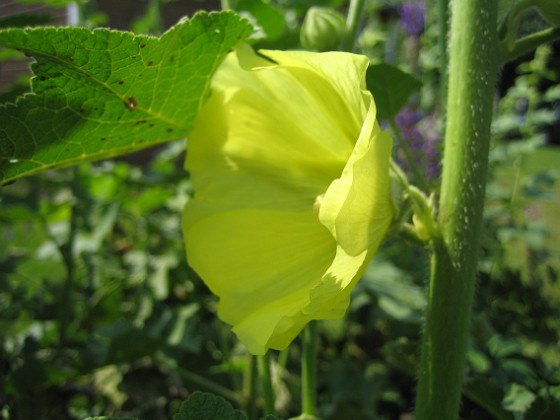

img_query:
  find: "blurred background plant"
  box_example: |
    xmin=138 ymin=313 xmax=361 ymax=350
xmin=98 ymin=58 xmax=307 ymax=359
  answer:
xmin=0 ymin=0 xmax=559 ymax=419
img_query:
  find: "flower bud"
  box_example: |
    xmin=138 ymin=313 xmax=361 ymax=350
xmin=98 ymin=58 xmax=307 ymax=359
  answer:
xmin=300 ymin=7 xmax=345 ymax=51
xmin=408 ymin=185 xmax=437 ymax=242
xmin=535 ymin=0 xmax=560 ymax=27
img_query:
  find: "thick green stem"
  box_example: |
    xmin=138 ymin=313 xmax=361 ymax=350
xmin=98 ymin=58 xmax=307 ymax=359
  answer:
xmin=301 ymin=321 xmax=318 ymax=417
xmin=436 ymin=0 xmax=449 ymax=113
xmin=414 ymin=2 xmax=499 ymax=419
xmin=341 ymin=0 xmax=366 ymax=52
xmin=245 ymin=355 xmax=258 ymax=420
xmin=257 ymin=353 xmax=276 ymax=416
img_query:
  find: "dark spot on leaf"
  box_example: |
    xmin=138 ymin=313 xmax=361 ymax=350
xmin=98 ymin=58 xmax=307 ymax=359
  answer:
xmin=94 ymin=107 xmax=99 ymax=111
xmin=100 ymin=137 xmax=106 ymax=141
xmin=166 ymin=128 xmax=173 ymax=133
xmin=149 ymin=123 xmax=155 ymax=128
xmin=140 ymin=43 xmax=146 ymax=48
xmin=169 ymin=55 xmax=175 ymax=63
xmin=118 ymin=80 xmax=124 ymax=85
xmin=148 ymin=61 xmax=154 ymax=66
xmin=80 ymin=108 xmax=85 ymax=113
xmin=65 ymin=147 xmax=70 ymax=151
xmin=39 ymin=76 xmax=47 ymax=81
xmin=131 ymin=55 xmax=138 ymax=59
xmin=124 ymin=97 xmax=138 ymax=111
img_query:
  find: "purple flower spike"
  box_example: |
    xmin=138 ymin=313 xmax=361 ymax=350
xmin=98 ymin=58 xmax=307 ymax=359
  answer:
xmin=395 ymin=106 xmax=441 ymax=180
xmin=400 ymin=1 xmax=426 ymax=37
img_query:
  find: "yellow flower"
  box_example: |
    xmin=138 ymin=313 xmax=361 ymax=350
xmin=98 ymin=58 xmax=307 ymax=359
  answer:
xmin=183 ymin=45 xmax=394 ymax=355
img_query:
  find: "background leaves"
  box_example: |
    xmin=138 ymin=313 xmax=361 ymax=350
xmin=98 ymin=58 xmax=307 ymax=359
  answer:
xmin=366 ymin=62 xmax=421 ymax=121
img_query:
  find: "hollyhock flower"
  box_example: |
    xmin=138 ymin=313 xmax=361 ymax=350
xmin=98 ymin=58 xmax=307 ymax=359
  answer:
xmin=182 ymin=45 xmax=394 ymax=355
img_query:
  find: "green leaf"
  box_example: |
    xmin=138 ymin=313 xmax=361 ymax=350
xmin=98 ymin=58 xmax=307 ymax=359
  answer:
xmin=0 ymin=11 xmax=253 ymax=185
xmin=503 ymin=383 xmax=537 ymax=413
xmin=366 ymin=63 xmax=421 ymax=120
xmin=359 ymin=259 xmax=426 ymax=324
xmin=174 ymin=391 xmax=247 ymax=420
xmin=234 ymin=0 xmax=285 ymax=41
xmin=463 ymin=377 xmax=514 ymax=420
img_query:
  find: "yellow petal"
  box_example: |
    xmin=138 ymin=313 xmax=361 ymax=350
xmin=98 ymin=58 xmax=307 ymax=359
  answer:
xmin=183 ymin=45 xmax=394 ymax=354
xmin=319 ymin=93 xmax=394 ymax=256
xmin=184 ymin=209 xmax=335 ymax=355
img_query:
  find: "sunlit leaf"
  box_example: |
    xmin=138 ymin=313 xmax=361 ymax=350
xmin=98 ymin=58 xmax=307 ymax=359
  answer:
xmin=0 ymin=11 xmax=253 ymax=185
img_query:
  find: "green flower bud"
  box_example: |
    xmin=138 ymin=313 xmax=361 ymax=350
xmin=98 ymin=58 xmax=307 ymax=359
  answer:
xmin=535 ymin=0 xmax=560 ymax=27
xmin=300 ymin=7 xmax=345 ymax=52
xmin=408 ymin=186 xmax=437 ymax=242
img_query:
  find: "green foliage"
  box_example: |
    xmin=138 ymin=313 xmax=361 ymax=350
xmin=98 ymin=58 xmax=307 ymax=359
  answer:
xmin=366 ymin=63 xmax=422 ymax=120
xmin=1 ymin=1 xmax=559 ymax=419
xmin=174 ymin=391 xmax=247 ymax=420
xmin=83 ymin=417 xmax=138 ymax=420
xmin=16 ymin=0 xmax=75 ymax=7
xmin=232 ymin=0 xmax=285 ymax=41
xmin=0 ymin=11 xmax=252 ymax=185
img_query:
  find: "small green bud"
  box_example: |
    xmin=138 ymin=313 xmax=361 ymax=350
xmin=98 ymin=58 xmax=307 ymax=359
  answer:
xmin=300 ymin=7 xmax=345 ymax=52
xmin=535 ymin=0 xmax=560 ymax=27
xmin=408 ymin=186 xmax=438 ymax=242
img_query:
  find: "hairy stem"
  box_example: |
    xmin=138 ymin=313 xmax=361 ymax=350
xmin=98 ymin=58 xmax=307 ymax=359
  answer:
xmin=414 ymin=1 xmax=499 ymax=419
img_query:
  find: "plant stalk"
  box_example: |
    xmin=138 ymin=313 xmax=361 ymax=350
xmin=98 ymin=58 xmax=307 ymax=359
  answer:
xmin=501 ymin=27 xmax=560 ymax=64
xmin=342 ymin=0 xmax=366 ymax=52
xmin=301 ymin=321 xmax=318 ymax=417
xmin=257 ymin=353 xmax=276 ymax=416
xmin=414 ymin=1 xmax=499 ymax=419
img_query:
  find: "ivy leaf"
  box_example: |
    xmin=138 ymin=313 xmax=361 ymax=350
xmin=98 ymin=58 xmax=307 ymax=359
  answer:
xmin=0 ymin=11 xmax=253 ymax=185
xmin=366 ymin=62 xmax=421 ymax=120
xmin=174 ymin=391 xmax=247 ymax=420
